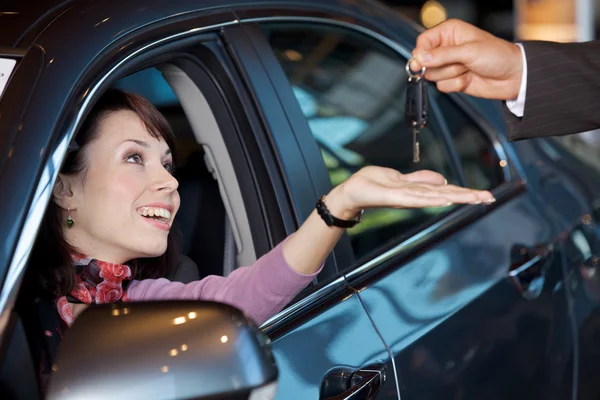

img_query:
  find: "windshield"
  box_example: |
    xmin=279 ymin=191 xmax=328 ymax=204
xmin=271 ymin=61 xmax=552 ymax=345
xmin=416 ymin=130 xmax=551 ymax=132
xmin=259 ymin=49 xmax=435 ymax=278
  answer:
xmin=0 ymin=58 xmax=17 ymax=99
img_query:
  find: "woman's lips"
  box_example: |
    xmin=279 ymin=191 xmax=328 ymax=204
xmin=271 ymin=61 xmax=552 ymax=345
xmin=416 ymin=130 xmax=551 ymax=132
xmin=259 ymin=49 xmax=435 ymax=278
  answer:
xmin=140 ymin=215 xmax=171 ymax=231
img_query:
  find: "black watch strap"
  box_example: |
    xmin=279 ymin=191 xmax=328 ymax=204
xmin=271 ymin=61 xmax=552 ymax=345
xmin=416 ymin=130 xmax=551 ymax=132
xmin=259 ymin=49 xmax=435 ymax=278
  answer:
xmin=316 ymin=196 xmax=363 ymax=228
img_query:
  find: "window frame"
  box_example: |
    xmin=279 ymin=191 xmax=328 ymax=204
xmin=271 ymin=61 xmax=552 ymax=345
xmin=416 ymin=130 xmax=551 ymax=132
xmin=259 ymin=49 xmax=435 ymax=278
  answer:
xmin=240 ymin=16 xmax=527 ymax=330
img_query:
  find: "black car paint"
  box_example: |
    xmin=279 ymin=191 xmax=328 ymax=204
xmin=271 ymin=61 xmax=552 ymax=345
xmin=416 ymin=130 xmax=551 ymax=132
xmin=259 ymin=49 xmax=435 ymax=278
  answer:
xmin=1 ymin=0 xmax=600 ymax=399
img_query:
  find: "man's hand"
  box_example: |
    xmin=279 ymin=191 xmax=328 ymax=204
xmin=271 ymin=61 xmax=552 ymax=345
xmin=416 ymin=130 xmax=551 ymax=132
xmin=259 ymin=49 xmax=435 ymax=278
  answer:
xmin=411 ymin=19 xmax=524 ymax=101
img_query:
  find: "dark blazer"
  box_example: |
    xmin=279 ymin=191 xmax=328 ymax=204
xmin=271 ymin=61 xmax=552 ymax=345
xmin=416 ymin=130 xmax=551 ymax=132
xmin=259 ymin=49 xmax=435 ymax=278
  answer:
xmin=502 ymin=40 xmax=600 ymax=141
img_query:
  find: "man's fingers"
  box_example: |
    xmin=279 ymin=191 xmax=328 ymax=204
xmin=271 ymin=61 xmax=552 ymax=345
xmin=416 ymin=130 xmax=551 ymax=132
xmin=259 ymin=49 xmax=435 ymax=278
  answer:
xmin=435 ymin=73 xmax=472 ymax=94
xmin=414 ymin=18 xmax=464 ymax=51
xmin=424 ymin=64 xmax=468 ymax=82
xmin=414 ymin=42 xmax=478 ymax=69
xmin=409 ymin=58 xmax=425 ymax=74
xmin=414 ymin=19 xmax=483 ymax=53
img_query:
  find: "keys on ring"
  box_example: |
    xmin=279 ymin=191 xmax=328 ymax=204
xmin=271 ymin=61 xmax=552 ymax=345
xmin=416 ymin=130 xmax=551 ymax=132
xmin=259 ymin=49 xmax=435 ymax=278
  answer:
xmin=405 ymin=58 xmax=429 ymax=163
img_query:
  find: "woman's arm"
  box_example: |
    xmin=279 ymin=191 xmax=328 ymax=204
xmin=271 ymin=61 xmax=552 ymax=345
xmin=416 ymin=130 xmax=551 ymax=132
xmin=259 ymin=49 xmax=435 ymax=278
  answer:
xmin=128 ymin=166 xmax=494 ymax=324
xmin=127 ymin=237 xmax=318 ymax=325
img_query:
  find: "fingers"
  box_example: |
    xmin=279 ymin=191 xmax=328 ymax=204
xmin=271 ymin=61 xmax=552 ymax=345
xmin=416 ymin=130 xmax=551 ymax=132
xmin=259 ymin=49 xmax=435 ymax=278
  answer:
xmin=414 ymin=18 xmax=465 ymax=52
xmin=424 ymin=64 xmax=468 ymax=82
xmin=414 ymin=19 xmax=483 ymax=53
xmin=438 ymin=184 xmax=495 ymax=203
xmin=358 ymin=166 xmax=447 ymax=186
xmin=401 ymin=170 xmax=447 ymax=185
xmin=351 ymin=167 xmax=496 ymax=210
xmin=409 ymin=183 xmax=494 ymax=204
xmin=441 ymin=187 xmax=494 ymax=204
xmin=385 ymin=186 xmax=494 ymax=209
xmin=386 ymin=190 xmax=451 ymax=208
xmin=435 ymin=72 xmax=473 ymax=94
xmin=414 ymin=42 xmax=478 ymax=70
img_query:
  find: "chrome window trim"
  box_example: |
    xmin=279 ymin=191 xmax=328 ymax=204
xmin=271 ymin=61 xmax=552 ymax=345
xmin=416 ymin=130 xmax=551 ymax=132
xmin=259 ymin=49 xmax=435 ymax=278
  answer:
xmin=248 ymin=15 xmax=523 ymax=332
xmin=260 ymin=276 xmax=345 ymax=335
xmin=0 ymin=19 xmax=239 ymax=339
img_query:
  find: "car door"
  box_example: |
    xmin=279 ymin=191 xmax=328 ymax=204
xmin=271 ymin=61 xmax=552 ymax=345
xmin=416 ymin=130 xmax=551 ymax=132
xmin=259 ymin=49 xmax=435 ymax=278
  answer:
xmin=530 ymin=136 xmax=600 ymax=399
xmin=221 ymin=24 xmax=399 ymax=399
xmin=237 ymin=15 xmax=576 ymax=400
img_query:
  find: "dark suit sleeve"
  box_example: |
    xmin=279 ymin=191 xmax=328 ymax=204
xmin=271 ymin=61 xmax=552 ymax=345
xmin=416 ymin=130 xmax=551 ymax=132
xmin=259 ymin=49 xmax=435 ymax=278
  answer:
xmin=503 ymin=40 xmax=600 ymax=141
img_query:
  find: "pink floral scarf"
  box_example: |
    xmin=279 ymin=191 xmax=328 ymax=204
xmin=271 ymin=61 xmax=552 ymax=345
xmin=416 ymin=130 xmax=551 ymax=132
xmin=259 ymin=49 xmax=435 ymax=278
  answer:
xmin=56 ymin=255 xmax=132 ymax=326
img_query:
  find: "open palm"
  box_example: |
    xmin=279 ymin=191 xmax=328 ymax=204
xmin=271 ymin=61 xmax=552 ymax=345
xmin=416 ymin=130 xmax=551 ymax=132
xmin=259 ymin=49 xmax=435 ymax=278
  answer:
xmin=340 ymin=166 xmax=495 ymax=212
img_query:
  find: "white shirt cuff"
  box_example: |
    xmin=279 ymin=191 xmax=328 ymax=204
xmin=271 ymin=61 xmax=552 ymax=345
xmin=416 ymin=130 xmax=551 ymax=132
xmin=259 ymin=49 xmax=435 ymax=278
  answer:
xmin=505 ymin=43 xmax=527 ymax=117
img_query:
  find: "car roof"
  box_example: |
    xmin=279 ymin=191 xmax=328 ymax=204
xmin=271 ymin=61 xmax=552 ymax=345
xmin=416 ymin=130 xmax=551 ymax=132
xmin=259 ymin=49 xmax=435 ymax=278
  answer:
xmin=0 ymin=0 xmax=77 ymax=47
xmin=0 ymin=0 xmax=400 ymax=48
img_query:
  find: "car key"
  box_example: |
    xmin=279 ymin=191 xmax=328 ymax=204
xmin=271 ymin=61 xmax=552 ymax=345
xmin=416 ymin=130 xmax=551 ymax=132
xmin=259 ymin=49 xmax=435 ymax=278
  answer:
xmin=405 ymin=59 xmax=428 ymax=163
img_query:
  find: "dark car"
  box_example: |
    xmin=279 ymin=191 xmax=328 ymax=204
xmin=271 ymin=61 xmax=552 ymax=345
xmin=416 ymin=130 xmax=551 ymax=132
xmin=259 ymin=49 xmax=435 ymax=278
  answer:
xmin=2 ymin=0 xmax=600 ymax=399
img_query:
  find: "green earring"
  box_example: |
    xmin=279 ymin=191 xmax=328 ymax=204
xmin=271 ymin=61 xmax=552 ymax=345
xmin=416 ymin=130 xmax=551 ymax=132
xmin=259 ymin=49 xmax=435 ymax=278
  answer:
xmin=65 ymin=207 xmax=75 ymax=228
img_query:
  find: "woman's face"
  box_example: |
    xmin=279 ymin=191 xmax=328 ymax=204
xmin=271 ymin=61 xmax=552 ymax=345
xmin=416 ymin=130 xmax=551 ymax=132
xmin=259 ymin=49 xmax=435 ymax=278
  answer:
xmin=60 ymin=109 xmax=180 ymax=263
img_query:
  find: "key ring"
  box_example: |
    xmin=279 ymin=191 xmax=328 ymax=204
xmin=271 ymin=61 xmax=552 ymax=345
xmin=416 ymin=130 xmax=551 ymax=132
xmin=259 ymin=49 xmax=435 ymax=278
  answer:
xmin=406 ymin=58 xmax=426 ymax=80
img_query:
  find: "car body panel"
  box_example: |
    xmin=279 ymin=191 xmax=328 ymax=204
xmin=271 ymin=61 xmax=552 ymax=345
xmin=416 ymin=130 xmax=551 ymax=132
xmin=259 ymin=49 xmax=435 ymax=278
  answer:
xmin=269 ymin=288 xmax=397 ymax=399
xmin=354 ymin=192 xmax=573 ymax=399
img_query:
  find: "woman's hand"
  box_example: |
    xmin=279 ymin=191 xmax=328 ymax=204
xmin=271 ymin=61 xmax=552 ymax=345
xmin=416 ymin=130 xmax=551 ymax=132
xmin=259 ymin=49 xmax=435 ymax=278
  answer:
xmin=323 ymin=166 xmax=495 ymax=219
xmin=284 ymin=166 xmax=495 ymax=275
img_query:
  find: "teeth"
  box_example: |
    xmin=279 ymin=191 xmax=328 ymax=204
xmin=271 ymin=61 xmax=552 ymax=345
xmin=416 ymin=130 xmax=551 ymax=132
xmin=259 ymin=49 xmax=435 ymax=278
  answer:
xmin=138 ymin=207 xmax=171 ymax=221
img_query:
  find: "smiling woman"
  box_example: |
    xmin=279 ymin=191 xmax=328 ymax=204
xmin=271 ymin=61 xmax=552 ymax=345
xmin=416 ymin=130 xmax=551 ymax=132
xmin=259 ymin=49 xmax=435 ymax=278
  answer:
xmin=29 ymin=89 xmax=181 ymax=301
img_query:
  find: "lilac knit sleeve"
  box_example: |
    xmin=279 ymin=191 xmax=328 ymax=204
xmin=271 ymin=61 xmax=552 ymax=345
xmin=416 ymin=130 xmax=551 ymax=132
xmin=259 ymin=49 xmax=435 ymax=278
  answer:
xmin=126 ymin=237 xmax=321 ymax=324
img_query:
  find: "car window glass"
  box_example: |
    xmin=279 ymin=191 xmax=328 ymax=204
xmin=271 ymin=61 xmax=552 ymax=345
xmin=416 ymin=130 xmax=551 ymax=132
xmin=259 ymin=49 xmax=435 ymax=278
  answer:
xmin=260 ymin=24 xmax=464 ymax=260
xmin=430 ymin=90 xmax=504 ymax=190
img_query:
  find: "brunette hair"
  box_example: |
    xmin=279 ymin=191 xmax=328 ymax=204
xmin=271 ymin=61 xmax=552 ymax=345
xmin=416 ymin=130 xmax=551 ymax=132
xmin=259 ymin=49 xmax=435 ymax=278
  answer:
xmin=29 ymin=88 xmax=181 ymax=296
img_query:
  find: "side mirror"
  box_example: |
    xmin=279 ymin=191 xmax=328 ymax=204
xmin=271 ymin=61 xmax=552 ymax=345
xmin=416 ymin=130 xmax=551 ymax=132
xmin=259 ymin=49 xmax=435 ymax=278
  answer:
xmin=47 ymin=301 xmax=278 ymax=400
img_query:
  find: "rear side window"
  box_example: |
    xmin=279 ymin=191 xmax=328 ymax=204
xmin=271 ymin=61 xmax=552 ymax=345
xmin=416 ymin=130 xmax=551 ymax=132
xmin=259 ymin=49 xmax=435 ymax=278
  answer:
xmin=0 ymin=58 xmax=18 ymax=99
xmin=260 ymin=24 xmax=460 ymax=260
xmin=260 ymin=23 xmax=505 ymax=261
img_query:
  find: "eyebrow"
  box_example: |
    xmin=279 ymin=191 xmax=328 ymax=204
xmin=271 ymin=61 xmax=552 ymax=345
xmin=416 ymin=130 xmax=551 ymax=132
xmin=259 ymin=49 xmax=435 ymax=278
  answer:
xmin=123 ymin=139 xmax=172 ymax=156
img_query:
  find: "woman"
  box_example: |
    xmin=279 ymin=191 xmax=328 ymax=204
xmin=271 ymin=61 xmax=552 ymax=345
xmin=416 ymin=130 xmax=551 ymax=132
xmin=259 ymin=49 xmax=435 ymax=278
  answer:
xmin=27 ymin=88 xmax=494 ymax=371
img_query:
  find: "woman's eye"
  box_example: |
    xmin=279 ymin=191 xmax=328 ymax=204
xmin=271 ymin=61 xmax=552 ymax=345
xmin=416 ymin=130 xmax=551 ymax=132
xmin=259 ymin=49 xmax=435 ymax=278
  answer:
xmin=126 ymin=154 xmax=144 ymax=164
xmin=164 ymin=162 xmax=175 ymax=174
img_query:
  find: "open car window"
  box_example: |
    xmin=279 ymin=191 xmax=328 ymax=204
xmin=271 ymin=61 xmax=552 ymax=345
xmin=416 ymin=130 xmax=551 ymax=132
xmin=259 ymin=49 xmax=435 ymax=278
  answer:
xmin=0 ymin=58 xmax=17 ymax=99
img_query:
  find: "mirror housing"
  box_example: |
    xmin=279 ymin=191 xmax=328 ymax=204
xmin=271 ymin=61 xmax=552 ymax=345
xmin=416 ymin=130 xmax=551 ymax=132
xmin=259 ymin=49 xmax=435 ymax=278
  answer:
xmin=47 ymin=301 xmax=278 ymax=400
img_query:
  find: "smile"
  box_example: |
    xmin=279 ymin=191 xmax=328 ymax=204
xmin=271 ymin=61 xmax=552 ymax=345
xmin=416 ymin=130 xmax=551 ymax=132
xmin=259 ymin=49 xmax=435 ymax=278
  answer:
xmin=137 ymin=206 xmax=172 ymax=231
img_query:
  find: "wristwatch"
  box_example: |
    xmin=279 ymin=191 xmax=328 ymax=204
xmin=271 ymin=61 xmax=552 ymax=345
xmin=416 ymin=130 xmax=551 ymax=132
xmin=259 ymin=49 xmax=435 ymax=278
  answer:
xmin=316 ymin=195 xmax=364 ymax=228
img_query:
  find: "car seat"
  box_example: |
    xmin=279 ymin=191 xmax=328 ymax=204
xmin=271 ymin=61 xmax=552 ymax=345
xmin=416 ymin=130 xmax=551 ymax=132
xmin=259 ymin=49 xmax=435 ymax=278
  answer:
xmin=172 ymin=150 xmax=237 ymax=280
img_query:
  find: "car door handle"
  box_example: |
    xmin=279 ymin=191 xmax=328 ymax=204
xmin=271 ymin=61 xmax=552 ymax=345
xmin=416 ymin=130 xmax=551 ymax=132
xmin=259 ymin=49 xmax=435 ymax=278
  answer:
xmin=509 ymin=243 xmax=554 ymax=300
xmin=320 ymin=364 xmax=385 ymax=400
